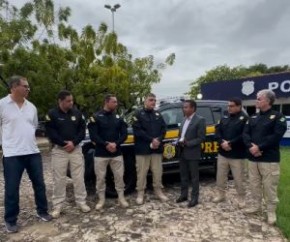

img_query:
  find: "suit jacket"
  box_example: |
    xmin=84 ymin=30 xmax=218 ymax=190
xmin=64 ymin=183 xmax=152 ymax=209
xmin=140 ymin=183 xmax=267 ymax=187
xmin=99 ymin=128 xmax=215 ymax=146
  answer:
xmin=178 ymin=114 xmax=206 ymax=160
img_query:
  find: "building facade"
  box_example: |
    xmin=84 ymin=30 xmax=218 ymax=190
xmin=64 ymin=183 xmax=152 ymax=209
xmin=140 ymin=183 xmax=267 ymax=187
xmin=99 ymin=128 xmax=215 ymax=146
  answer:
xmin=200 ymin=72 xmax=290 ymax=145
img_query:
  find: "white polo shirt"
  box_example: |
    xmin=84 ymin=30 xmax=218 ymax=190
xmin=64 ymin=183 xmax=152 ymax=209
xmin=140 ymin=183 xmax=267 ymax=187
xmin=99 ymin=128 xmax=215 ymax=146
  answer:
xmin=0 ymin=95 xmax=40 ymax=157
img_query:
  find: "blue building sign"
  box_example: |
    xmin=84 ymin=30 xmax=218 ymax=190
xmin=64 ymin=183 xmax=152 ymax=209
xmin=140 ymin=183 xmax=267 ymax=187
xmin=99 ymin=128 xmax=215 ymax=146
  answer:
xmin=201 ymin=72 xmax=290 ymax=100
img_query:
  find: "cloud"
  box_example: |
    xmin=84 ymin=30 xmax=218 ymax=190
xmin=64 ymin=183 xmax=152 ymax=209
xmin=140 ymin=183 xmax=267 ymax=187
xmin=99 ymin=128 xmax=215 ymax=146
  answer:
xmin=8 ymin=0 xmax=290 ymax=96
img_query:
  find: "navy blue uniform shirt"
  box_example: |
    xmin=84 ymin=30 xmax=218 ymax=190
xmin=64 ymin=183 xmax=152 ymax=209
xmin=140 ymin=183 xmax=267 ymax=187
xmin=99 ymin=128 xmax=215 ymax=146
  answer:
xmin=243 ymin=109 xmax=287 ymax=162
xmin=45 ymin=107 xmax=86 ymax=147
xmin=88 ymin=110 xmax=128 ymax=157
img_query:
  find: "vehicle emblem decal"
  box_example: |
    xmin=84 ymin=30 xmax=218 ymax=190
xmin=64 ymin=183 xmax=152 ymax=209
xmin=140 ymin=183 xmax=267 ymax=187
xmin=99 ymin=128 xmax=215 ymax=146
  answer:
xmin=163 ymin=143 xmax=176 ymax=159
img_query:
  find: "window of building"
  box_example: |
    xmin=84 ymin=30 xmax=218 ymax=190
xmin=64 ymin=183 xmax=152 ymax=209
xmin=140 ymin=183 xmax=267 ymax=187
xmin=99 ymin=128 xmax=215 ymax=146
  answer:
xmin=272 ymin=105 xmax=281 ymax=112
xmin=246 ymin=106 xmax=256 ymax=116
xmin=282 ymin=104 xmax=290 ymax=116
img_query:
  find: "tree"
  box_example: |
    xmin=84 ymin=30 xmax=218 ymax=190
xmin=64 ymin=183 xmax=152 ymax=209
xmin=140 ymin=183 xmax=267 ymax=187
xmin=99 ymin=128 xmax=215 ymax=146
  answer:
xmin=0 ymin=0 xmax=175 ymax=117
xmin=188 ymin=64 xmax=290 ymax=98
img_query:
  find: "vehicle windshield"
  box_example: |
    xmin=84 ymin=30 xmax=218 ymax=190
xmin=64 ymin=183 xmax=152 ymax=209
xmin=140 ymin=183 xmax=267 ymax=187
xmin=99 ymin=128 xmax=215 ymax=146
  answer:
xmin=160 ymin=106 xmax=217 ymax=126
xmin=124 ymin=102 xmax=227 ymax=128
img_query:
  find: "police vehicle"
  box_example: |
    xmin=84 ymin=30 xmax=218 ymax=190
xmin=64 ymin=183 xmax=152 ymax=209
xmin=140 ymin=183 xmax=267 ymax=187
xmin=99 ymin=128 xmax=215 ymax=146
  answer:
xmin=82 ymin=100 xmax=228 ymax=197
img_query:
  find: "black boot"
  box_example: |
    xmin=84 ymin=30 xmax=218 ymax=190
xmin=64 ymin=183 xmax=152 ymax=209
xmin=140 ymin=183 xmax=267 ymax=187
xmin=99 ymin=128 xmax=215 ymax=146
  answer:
xmin=188 ymin=198 xmax=198 ymax=208
xmin=176 ymin=195 xmax=188 ymax=203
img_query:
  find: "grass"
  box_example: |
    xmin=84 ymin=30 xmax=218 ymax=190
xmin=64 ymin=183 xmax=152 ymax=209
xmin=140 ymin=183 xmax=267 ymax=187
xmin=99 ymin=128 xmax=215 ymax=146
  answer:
xmin=277 ymin=147 xmax=290 ymax=239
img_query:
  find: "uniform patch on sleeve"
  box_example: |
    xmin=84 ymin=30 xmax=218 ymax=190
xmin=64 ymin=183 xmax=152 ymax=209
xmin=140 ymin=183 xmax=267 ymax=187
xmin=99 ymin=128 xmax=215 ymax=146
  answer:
xmin=280 ymin=117 xmax=286 ymax=122
xmin=270 ymin=115 xmax=276 ymax=119
xmin=45 ymin=114 xmax=50 ymax=121
xmin=90 ymin=117 xmax=95 ymax=123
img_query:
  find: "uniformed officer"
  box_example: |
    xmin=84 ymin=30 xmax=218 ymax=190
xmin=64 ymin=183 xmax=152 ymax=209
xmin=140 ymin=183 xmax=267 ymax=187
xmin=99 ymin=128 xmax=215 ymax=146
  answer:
xmin=243 ymin=89 xmax=287 ymax=225
xmin=132 ymin=93 xmax=168 ymax=205
xmin=88 ymin=94 xmax=129 ymax=210
xmin=213 ymin=98 xmax=248 ymax=208
xmin=45 ymin=90 xmax=90 ymax=218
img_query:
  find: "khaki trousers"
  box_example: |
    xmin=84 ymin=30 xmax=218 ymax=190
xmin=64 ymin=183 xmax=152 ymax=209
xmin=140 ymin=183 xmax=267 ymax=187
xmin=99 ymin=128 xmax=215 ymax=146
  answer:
xmin=51 ymin=146 xmax=87 ymax=208
xmin=248 ymin=161 xmax=280 ymax=212
xmin=94 ymin=156 xmax=125 ymax=193
xmin=136 ymin=154 xmax=163 ymax=191
xmin=216 ymin=154 xmax=245 ymax=197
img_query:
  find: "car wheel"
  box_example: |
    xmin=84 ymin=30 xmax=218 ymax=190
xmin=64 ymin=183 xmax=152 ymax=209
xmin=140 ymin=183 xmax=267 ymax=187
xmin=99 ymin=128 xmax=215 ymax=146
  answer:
xmin=83 ymin=142 xmax=96 ymax=195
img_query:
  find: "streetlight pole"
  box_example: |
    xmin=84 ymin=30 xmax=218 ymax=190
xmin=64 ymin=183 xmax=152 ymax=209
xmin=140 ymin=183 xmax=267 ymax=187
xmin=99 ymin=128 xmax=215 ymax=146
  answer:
xmin=104 ymin=4 xmax=121 ymax=32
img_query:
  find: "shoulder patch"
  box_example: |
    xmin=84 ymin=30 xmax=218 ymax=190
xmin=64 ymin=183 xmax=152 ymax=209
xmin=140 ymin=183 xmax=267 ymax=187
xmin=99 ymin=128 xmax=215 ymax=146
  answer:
xmin=45 ymin=114 xmax=50 ymax=121
xmin=280 ymin=117 xmax=286 ymax=122
xmin=270 ymin=115 xmax=276 ymax=119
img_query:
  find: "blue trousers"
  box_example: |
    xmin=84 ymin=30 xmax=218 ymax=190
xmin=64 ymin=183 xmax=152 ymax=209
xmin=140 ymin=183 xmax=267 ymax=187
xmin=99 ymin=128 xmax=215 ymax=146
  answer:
xmin=3 ymin=153 xmax=48 ymax=224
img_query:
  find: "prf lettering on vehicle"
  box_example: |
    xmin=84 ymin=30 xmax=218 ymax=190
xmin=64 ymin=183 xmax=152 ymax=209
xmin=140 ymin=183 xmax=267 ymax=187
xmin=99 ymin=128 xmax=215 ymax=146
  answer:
xmin=202 ymin=141 xmax=218 ymax=153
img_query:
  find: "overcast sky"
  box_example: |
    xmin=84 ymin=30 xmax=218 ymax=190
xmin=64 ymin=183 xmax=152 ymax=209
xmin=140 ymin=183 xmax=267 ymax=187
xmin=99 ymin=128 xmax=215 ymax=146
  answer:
xmin=9 ymin=0 xmax=290 ymax=98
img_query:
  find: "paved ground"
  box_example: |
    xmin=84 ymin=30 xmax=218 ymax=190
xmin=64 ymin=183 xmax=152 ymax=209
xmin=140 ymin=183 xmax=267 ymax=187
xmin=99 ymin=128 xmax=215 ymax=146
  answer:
xmin=0 ymin=152 xmax=287 ymax=242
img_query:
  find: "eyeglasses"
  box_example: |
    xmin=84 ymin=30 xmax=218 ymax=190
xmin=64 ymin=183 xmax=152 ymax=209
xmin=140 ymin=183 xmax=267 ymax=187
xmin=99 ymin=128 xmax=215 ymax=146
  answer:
xmin=19 ymin=84 xmax=30 ymax=89
xmin=148 ymin=98 xmax=156 ymax=102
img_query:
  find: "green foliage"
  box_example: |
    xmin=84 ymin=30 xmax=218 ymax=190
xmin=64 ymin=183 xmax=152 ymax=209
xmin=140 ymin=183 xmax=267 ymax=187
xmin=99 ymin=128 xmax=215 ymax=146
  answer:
xmin=277 ymin=147 xmax=290 ymax=239
xmin=0 ymin=1 xmax=175 ymax=118
xmin=188 ymin=64 xmax=290 ymax=98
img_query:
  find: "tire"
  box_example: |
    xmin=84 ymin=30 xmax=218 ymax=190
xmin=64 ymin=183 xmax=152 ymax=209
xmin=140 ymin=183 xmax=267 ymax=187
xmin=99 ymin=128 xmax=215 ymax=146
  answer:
xmin=83 ymin=142 xmax=96 ymax=195
xmin=82 ymin=142 xmax=136 ymax=198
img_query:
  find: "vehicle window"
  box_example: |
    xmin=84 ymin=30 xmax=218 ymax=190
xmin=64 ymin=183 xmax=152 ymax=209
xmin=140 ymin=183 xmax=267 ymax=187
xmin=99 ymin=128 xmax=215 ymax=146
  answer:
xmin=161 ymin=108 xmax=184 ymax=126
xmin=211 ymin=106 xmax=223 ymax=123
xmin=196 ymin=107 xmax=214 ymax=125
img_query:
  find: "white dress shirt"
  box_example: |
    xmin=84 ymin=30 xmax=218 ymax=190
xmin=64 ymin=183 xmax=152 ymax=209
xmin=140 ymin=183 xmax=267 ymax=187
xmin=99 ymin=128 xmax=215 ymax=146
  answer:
xmin=0 ymin=95 xmax=40 ymax=157
xmin=180 ymin=113 xmax=195 ymax=142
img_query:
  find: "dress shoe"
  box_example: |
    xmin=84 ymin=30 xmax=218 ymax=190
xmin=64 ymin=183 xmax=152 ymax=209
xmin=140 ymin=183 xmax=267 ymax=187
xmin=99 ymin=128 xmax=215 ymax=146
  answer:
xmin=188 ymin=199 xmax=198 ymax=208
xmin=176 ymin=196 xmax=188 ymax=203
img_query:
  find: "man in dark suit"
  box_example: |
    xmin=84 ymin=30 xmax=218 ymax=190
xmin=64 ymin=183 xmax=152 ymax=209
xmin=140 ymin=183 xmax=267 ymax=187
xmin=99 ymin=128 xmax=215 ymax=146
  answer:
xmin=176 ymin=100 xmax=206 ymax=207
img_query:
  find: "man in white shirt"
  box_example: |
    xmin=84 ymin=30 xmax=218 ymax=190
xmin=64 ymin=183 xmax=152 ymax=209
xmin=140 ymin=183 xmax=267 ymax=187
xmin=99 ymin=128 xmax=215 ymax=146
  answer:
xmin=0 ymin=75 xmax=52 ymax=233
